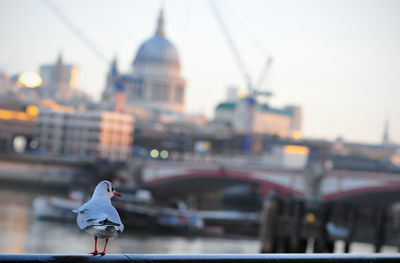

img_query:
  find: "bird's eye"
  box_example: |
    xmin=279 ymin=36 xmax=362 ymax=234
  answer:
xmin=107 ymin=188 xmax=110 ymax=192
xmin=112 ymin=187 xmax=114 ymax=191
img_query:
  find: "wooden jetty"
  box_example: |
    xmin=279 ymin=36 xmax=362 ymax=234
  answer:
xmin=259 ymin=192 xmax=400 ymax=253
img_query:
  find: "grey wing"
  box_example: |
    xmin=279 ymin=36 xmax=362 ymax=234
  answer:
xmin=105 ymin=205 xmax=124 ymax=232
xmin=74 ymin=202 xmax=107 ymax=230
xmin=74 ymin=202 xmax=123 ymax=232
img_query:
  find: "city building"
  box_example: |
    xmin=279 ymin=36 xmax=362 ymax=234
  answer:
xmin=0 ymin=100 xmax=38 ymax=154
xmin=214 ymin=88 xmax=302 ymax=139
xmin=0 ymin=72 xmax=10 ymax=95
xmin=39 ymin=54 xmax=78 ymax=102
xmin=102 ymin=9 xmax=186 ymax=114
xmin=99 ymin=8 xmax=304 ymax=156
xmin=36 ymin=108 xmax=135 ymax=161
xmin=331 ymin=119 xmax=399 ymax=161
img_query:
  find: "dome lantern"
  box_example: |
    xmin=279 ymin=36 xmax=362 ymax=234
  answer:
xmin=155 ymin=9 xmax=165 ymax=37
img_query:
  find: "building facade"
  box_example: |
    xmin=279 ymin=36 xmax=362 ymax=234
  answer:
xmin=37 ymin=108 xmax=134 ymax=161
xmin=214 ymin=89 xmax=302 ymax=139
xmin=0 ymin=102 xmax=38 ymax=154
xmin=0 ymin=72 xmax=10 ymax=95
xmin=102 ymin=10 xmax=186 ymax=114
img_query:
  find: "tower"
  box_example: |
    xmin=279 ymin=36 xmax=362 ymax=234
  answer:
xmin=102 ymin=57 xmax=124 ymax=111
xmin=54 ymin=54 xmax=69 ymax=101
xmin=382 ymin=118 xmax=391 ymax=146
xmin=39 ymin=54 xmax=77 ymax=102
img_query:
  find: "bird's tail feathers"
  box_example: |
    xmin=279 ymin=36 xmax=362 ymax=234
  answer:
xmin=106 ymin=225 xmax=118 ymax=232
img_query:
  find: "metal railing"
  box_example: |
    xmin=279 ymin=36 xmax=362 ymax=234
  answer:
xmin=1 ymin=254 xmax=400 ymax=263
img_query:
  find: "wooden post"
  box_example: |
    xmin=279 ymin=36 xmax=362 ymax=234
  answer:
xmin=259 ymin=190 xmax=279 ymax=253
xmin=344 ymin=204 xmax=357 ymax=253
xmin=290 ymin=200 xmax=306 ymax=252
xmin=373 ymin=206 xmax=387 ymax=253
xmin=314 ymin=202 xmax=333 ymax=253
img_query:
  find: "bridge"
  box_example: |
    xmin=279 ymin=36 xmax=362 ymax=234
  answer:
xmin=1 ymin=153 xmax=399 ymax=204
xmin=139 ymin=160 xmax=400 ymax=204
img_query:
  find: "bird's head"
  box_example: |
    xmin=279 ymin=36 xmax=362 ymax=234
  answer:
xmin=94 ymin=180 xmax=121 ymax=199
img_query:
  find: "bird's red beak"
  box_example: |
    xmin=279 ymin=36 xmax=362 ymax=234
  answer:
xmin=114 ymin=192 xmax=121 ymax=197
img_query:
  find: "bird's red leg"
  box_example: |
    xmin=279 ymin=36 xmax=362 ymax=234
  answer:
xmin=91 ymin=236 xmax=98 ymax=255
xmin=100 ymin=238 xmax=109 ymax=256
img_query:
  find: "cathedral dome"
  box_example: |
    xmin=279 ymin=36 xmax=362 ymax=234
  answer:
xmin=132 ymin=10 xmax=180 ymax=70
xmin=134 ymin=36 xmax=180 ymax=68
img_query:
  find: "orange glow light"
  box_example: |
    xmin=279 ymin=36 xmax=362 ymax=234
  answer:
xmin=0 ymin=109 xmax=36 ymax=121
xmin=18 ymin=72 xmax=42 ymax=88
xmin=292 ymin=130 xmax=302 ymax=140
xmin=26 ymin=105 xmax=39 ymax=116
xmin=284 ymin=145 xmax=309 ymax=155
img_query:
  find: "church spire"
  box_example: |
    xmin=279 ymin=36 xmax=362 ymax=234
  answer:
xmin=56 ymin=52 xmax=63 ymax=66
xmin=155 ymin=8 xmax=165 ymax=36
xmin=383 ymin=117 xmax=391 ymax=145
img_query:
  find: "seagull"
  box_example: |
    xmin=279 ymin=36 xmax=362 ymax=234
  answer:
xmin=73 ymin=180 xmax=124 ymax=256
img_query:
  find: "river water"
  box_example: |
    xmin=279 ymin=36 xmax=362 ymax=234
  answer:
xmin=0 ymin=187 xmax=397 ymax=254
xmin=0 ymin=187 xmax=260 ymax=254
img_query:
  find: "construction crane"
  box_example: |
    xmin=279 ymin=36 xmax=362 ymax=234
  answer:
xmin=208 ymin=0 xmax=273 ymax=154
xmin=41 ymin=0 xmax=108 ymax=64
xmin=255 ymin=57 xmax=274 ymax=98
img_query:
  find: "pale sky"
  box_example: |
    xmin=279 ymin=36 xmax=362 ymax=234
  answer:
xmin=1 ymin=0 xmax=399 ymax=144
